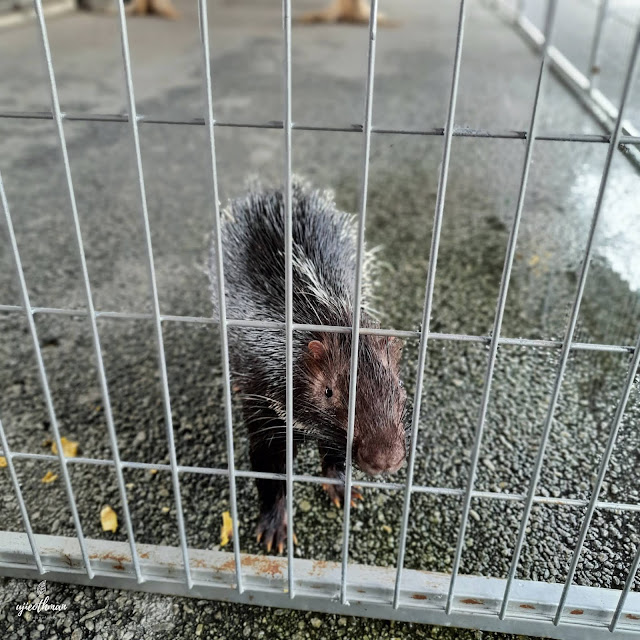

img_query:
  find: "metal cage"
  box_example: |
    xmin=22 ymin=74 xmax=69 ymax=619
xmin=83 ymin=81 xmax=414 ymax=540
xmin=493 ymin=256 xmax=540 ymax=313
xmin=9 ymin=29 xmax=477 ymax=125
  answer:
xmin=1 ymin=0 xmax=640 ymax=638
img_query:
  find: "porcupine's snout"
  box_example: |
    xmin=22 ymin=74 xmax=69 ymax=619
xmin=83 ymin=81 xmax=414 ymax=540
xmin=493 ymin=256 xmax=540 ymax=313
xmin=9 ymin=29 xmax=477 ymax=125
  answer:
xmin=354 ymin=425 xmax=406 ymax=476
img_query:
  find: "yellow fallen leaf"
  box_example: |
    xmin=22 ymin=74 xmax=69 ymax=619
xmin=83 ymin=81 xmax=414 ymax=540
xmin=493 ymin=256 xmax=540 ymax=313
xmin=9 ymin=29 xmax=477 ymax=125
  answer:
xmin=42 ymin=471 xmax=58 ymax=484
xmin=149 ymin=469 xmax=158 ymax=475
xmin=382 ymin=525 xmax=392 ymax=534
xmin=100 ymin=505 xmax=118 ymax=533
xmin=0 ymin=456 xmax=7 ymax=468
xmin=161 ymin=506 xmax=170 ymax=513
xmin=220 ymin=511 xmax=233 ymax=547
xmin=51 ymin=437 xmax=78 ymax=458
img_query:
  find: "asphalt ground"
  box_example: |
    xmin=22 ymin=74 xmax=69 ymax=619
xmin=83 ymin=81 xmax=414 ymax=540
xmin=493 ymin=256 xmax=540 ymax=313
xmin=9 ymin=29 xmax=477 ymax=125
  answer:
xmin=1 ymin=0 xmax=639 ymax=638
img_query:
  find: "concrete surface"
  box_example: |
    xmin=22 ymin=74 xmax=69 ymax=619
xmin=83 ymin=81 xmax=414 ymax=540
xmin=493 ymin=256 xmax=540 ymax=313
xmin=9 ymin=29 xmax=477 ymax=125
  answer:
xmin=1 ymin=0 xmax=639 ymax=638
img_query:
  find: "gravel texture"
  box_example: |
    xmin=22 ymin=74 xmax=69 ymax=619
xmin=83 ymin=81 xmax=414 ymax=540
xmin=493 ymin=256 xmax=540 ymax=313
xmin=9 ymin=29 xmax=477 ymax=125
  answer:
xmin=1 ymin=0 xmax=639 ymax=637
xmin=0 ymin=577 xmax=529 ymax=640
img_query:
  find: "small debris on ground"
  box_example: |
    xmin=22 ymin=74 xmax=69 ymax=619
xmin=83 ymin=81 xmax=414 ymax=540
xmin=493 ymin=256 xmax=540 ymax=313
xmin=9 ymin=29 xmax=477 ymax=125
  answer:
xmin=41 ymin=471 xmax=58 ymax=483
xmin=100 ymin=506 xmax=118 ymax=533
xmin=51 ymin=437 xmax=79 ymax=458
xmin=220 ymin=511 xmax=233 ymax=547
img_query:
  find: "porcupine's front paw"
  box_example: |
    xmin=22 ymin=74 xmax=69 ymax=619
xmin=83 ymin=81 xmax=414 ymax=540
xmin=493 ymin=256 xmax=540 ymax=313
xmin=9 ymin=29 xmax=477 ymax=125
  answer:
xmin=256 ymin=497 xmax=297 ymax=554
xmin=321 ymin=466 xmax=363 ymax=508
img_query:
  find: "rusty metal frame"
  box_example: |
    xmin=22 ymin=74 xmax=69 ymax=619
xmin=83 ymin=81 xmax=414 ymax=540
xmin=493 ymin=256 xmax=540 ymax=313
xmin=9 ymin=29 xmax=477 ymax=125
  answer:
xmin=1 ymin=531 xmax=640 ymax=640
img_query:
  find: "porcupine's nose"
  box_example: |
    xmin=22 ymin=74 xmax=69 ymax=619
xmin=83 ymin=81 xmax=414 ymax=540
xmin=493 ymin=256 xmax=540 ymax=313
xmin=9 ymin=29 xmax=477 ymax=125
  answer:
xmin=355 ymin=436 xmax=406 ymax=476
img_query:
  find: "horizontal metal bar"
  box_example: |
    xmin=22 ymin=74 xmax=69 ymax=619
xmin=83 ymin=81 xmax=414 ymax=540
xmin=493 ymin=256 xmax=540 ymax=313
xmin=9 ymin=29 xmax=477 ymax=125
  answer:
xmin=494 ymin=1 xmax=640 ymax=166
xmin=0 ymin=303 xmax=635 ymax=354
xmin=2 ymin=448 xmax=639 ymax=514
xmin=1 ymin=532 xmax=639 ymax=640
xmin=0 ymin=109 xmax=638 ymax=145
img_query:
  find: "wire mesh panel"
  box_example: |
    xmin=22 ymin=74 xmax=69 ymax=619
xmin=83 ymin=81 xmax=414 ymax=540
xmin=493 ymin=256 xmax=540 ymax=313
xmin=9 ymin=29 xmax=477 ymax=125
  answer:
xmin=1 ymin=1 xmax=640 ymax=639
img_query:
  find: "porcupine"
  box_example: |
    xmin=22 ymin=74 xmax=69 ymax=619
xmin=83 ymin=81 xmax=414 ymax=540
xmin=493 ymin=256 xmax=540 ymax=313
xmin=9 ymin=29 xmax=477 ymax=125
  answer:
xmin=209 ymin=179 xmax=407 ymax=554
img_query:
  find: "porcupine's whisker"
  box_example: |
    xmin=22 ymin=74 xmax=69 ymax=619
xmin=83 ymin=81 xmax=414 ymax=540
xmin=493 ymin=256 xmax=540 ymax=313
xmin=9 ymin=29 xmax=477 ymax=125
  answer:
xmin=243 ymin=411 xmax=287 ymax=424
xmin=250 ymin=429 xmax=346 ymax=456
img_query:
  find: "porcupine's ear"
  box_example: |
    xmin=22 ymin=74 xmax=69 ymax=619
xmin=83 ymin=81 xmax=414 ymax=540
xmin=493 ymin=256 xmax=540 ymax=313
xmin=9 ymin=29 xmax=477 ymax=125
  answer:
xmin=308 ymin=340 xmax=326 ymax=360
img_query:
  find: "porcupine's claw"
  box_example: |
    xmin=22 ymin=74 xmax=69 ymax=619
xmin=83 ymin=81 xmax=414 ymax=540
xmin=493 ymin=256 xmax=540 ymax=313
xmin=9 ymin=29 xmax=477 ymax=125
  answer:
xmin=255 ymin=498 xmax=297 ymax=554
xmin=321 ymin=467 xmax=364 ymax=509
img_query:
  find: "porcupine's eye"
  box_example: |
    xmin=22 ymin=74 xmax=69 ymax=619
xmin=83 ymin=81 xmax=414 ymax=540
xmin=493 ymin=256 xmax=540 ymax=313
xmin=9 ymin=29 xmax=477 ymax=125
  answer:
xmin=325 ymin=387 xmax=333 ymax=398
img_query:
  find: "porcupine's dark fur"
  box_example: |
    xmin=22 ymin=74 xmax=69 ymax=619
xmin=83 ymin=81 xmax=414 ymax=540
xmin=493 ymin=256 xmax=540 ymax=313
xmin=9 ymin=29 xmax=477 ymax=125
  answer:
xmin=209 ymin=179 xmax=407 ymax=553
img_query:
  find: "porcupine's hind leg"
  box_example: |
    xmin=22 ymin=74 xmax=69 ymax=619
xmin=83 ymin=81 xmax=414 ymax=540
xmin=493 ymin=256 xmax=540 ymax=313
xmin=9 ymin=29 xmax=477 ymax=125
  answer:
xmin=319 ymin=444 xmax=363 ymax=508
xmin=246 ymin=403 xmax=298 ymax=554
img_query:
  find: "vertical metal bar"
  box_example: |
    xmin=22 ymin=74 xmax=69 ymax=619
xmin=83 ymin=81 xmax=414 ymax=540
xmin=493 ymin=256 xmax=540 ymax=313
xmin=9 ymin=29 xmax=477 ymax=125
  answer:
xmin=0 ymin=152 xmax=94 ymax=578
xmin=340 ymin=0 xmax=379 ymax=605
xmin=32 ymin=0 xmax=144 ymax=584
xmin=587 ymin=0 xmax=609 ymax=90
xmin=1 ymin=419 xmax=43 ymax=575
xmin=445 ymin=0 xmax=557 ymax=615
xmin=553 ymin=327 xmax=640 ymax=626
xmin=0 ymin=414 xmax=43 ymax=573
xmin=392 ymin=0 xmax=467 ymax=609
xmin=499 ymin=23 xmax=640 ymax=620
xmin=114 ymin=0 xmax=193 ymax=589
xmin=282 ymin=0 xmax=296 ymax=599
xmin=197 ymin=0 xmax=243 ymax=594
xmin=611 ymin=544 xmax=640 ymax=630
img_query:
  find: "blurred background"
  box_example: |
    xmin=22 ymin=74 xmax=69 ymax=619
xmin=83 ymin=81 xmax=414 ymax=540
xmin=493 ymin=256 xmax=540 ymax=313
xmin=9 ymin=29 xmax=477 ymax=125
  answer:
xmin=1 ymin=0 xmax=640 ymax=637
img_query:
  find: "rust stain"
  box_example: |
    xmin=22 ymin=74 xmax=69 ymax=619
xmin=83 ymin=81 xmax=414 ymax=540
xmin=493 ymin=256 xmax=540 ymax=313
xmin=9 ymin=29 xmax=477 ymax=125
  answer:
xmin=626 ymin=614 xmax=640 ymax=620
xmin=139 ymin=552 xmax=149 ymax=559
xmin=216 ymin=555 xmax=285 ymax=579
xmin=519 ymin=604 xmax=535 ymax=610
xmin=356 ymin=589 xmax=366 ymax=594
xmin=62 ymin=553 xmax=73 ymax=568
xmin=461 ymin=598 xmax=484 ymax=605
xmin=570 ymin=609 xmax=584 ymax=615
xmin=240 ymin=555 xmax=285 ymax=578
xmin=217 ymin=558 xmax=237 ymax=574
xmin=192 ymin=558 xmax=207 ymax=568
xmin=89 ymin=552 xmax=129 ymax=571
xmin=411 ymin=594 xmax=427 ymax=600
xmin=310 ymin=560 xmax=329 ymax=576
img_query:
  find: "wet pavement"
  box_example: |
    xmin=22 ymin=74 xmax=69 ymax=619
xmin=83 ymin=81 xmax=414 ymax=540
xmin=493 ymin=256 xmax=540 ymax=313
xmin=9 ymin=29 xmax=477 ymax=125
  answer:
xmin=1 ymin=0 xmax=639 ymax=637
